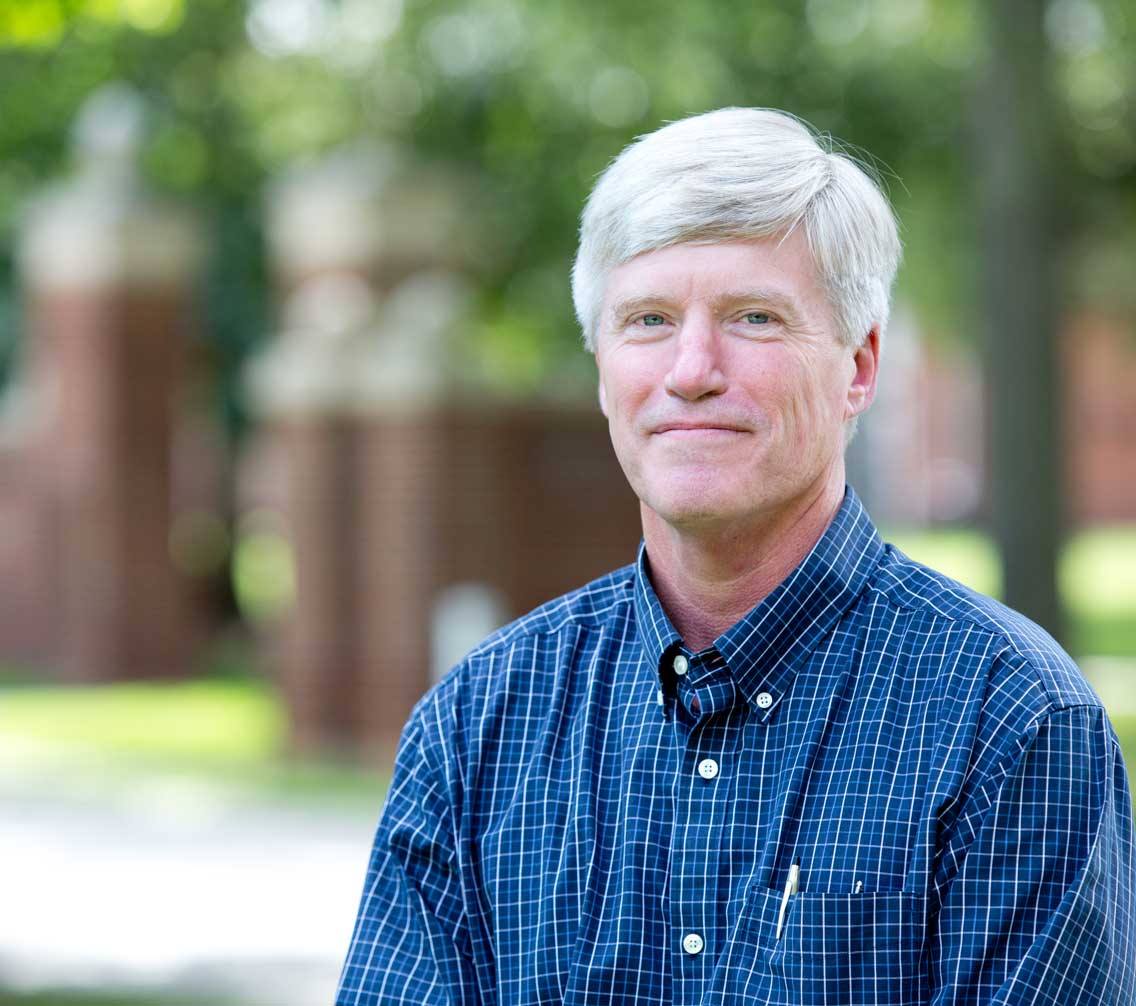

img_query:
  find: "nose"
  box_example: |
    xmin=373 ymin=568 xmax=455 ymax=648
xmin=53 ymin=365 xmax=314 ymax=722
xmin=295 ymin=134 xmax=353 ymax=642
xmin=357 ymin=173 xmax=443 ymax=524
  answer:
xmin=664 ymin=314 xmax=727 ymax=401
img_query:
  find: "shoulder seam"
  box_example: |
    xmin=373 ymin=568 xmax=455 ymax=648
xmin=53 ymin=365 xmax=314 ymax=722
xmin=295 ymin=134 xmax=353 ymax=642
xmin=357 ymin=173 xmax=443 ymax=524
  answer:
xmin=863 ymin=579 xmax=1017 ymax=651
xmin=863 ymin=577 xmax=1098 ymax=711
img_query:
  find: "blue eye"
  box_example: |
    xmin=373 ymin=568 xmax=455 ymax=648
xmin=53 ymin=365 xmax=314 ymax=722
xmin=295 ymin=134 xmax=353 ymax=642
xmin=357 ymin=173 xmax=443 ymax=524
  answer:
xmin=745 ymin=312 xmax=772 ymax=325
xmin=641 ymin=313 xmax=666 ymax=327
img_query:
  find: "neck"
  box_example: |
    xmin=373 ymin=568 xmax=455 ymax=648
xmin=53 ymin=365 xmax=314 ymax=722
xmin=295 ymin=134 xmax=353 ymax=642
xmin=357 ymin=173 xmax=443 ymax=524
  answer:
xmin=642 ymin=477 xmax=846 ymax=652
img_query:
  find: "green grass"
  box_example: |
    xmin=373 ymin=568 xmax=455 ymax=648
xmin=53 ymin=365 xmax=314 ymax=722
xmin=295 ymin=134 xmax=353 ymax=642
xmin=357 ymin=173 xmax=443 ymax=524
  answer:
xmin=884 ymin=528 xmax=1002 ymax=597
xmin=885 ymin=525 xmax=1136 ymax=658
xmin=0 ymin=524 xmax=1130 ymax=807
xmin=0 ymin=675 xmax=388 ymax=807
xmin=1062 ymin=527 xmax=1136 ymax=617
xmin=0 ymin=989 xmax=225 ymax=1006
xmin=0 ymin=678 xmax=282 ymax=763
xmin=1113 ymin=714 xmax=1136 ymax=766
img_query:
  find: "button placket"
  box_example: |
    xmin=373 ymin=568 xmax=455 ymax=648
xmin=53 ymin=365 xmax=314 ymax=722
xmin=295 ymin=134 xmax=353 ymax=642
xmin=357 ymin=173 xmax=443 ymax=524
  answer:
xmin=669 ymin=655 xmax=736 ymax=997
xmin=671 ymin=737 xmax=727 ymax=985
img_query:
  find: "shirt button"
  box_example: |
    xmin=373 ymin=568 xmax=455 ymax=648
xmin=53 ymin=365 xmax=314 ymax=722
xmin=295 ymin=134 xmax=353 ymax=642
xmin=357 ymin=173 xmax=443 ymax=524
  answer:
xmin=657 ymin=688 xmax=665 ymax=706
xmin=697 ymin=758 xmax=719 ymax=780
xmin=673 ymin=654 xmax=689 ymax=676
xmin=756 ymin=691 xmax=774 ymax=709
xmin=682 ymin=932 xmax=704 ymax=955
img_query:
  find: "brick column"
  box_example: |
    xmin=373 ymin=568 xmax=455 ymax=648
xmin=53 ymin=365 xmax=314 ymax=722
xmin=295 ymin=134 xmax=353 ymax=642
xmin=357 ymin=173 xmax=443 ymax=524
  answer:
xmin=246 ymin=276 xmax=378 ymax=753
xmin=17 ymin=86 xmax=206 ymax=682
xmin=353 ymin=273 xmax=484 ymax=759
xmin=250 ymin=147 xmax=475 ymax=756
xmin=250 ymin=147 xmax=645 ymax=762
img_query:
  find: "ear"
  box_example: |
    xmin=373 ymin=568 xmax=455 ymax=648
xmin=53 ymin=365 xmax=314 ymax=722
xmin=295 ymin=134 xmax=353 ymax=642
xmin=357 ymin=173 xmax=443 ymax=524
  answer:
xmin=597 ymin=373 xmax=609 ymax=418
xmin=845 ymin=327 xmax=880 ymax=421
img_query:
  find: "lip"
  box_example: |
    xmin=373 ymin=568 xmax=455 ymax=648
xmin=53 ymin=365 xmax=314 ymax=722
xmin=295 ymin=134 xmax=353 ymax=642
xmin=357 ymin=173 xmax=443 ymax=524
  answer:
xmin=652 ymin=423 xmax=750 ymax=435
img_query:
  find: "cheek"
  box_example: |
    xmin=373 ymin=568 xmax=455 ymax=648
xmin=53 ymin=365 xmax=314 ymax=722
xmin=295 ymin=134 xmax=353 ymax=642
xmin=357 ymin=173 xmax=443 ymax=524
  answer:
xmin=605 ymin=384 xmax=637 ymax=432
xmin=771 ymin=363 xmax=845 ymax=446
xmin=803 ymin=370 xmax=844 ymax=423
xmin=601 ymin=359 xmax=655 ymax=423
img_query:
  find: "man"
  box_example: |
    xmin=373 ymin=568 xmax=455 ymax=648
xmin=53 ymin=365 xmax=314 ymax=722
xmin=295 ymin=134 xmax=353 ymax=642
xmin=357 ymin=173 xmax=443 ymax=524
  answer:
xmin=337 ymin=108 xmax=1135 ymax=1005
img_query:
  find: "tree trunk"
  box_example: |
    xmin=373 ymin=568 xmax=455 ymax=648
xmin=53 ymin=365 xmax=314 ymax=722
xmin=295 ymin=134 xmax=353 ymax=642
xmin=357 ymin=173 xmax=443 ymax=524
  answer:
xmin=974 ymin=0 xmax=1065 ymax=643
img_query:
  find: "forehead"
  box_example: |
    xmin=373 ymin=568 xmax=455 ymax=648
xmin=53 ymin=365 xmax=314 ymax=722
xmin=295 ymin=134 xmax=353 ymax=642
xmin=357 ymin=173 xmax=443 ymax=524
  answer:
xmin=601 ymin=231 xmax=828 ymax=317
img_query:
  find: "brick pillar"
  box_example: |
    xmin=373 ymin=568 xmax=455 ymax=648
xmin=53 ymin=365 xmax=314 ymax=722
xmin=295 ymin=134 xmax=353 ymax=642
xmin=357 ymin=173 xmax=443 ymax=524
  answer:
xmin=17 ymin=86 xmax=206 ymax=682
xmin=250 ymin=147 xmax=646 ymax=762
xmin=353 ymin=274 xmax=483 ymax=760
xmin=249 ymin=147 xmax=474 ymax=757
xmin=246 ymin=276 xmax=377 ymax=753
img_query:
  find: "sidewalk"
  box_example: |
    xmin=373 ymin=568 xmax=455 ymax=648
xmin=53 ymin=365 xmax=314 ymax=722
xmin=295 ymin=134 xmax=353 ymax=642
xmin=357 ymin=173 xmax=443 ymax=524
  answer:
xmin=0 ymin=736 xmax=381 ymax=1005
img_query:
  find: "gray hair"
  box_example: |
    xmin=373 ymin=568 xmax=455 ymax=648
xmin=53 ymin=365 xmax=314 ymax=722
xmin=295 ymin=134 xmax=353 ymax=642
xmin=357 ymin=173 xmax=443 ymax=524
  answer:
xmin=572 ymin=107 xmax=902 ymax=351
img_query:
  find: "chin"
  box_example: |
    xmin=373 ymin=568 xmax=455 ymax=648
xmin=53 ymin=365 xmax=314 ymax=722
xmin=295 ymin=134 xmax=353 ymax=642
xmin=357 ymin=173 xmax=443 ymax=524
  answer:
xmin=644 ymin=488 xmax=756 ymax=530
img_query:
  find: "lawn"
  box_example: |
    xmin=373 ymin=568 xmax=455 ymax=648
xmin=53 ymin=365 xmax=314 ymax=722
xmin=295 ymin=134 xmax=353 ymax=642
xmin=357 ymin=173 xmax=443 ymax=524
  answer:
xmin=0 ymin=674 xmax=388 ymax=808
xmin=885 ymin=524 xmax=1136 ymax=658
xmin=5 ymin=676 xmax=1132 ymax=801
xmin=0 ymin=990 xmax=224 ymax=1006
xmin=1115 ymin=714 xmax=1136 ymax=769
xmin=0 ymin=525 xmax=1132 ymax=800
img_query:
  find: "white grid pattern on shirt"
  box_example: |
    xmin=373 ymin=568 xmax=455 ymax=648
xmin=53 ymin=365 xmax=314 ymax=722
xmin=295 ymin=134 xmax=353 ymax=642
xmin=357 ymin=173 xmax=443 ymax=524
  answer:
xmin=337 ymin=488 xmax=1136 ymax=1006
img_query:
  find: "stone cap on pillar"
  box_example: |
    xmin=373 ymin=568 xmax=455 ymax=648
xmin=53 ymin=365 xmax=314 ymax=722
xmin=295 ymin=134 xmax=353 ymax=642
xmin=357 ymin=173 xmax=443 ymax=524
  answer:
xmin=245 ymin=269 xmax=475 ymax=418
xmin=17 ymin=84 xmax=206 ymax=293
xmin=264 ymin=144 xmax=484 ymax=291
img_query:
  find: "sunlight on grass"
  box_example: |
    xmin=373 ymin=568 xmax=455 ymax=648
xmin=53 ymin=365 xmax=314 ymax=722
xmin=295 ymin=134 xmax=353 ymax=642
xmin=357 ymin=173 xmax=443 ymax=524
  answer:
xmin=883 ymin=525 xmax=1136 ymax=658
xmin=1061 ymin=526 xmax=1136 ymax=617
xmin=1113 ymin=715 xmax=1136 ymax=770
xmin=0 ymin=677 xmax=387 ymax=806
xmin=884 ymin=528 xmax=1002 ymax=597
xmin=0 ymin=526 xmax=1129 ymax=807
xmin=0 ymin=988 xmax=220 ymax=1006
xmin=0 ymin=678 xmax=284 ymax=763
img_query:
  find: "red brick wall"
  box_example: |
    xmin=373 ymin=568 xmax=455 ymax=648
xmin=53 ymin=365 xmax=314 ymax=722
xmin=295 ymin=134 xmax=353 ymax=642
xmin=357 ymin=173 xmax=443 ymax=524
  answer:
xmin=264 ymin=406 xmax=641 ymax=758
xmin=1065 ymin=316 xmax=1136 ymax=525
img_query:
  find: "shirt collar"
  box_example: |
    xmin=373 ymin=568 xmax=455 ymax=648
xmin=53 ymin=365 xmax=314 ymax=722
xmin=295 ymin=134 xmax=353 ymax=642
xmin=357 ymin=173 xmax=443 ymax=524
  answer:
xmin=633 ymin=487 xmax=885 ymax=716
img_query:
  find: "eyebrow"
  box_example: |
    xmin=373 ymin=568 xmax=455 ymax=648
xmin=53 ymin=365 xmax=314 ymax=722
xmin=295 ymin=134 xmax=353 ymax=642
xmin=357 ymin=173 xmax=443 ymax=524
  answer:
xmin=711 ymin=289 xmax=802 ymax=318
xmin=607 ymin=289 xmax=802 ymax=324
xmin=607 ymin=295 xmax=672 ymax=323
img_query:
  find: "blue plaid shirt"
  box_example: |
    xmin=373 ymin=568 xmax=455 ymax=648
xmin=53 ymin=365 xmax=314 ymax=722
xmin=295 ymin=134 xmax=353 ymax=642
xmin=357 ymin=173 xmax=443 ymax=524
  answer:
xmin=338 ymin=488 xmax=1135 ymax=1005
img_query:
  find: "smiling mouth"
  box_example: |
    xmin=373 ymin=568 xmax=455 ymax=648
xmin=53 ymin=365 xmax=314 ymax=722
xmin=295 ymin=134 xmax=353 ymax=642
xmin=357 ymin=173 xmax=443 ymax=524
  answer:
xmin=653 ymin=424 xmax=749 ymax=435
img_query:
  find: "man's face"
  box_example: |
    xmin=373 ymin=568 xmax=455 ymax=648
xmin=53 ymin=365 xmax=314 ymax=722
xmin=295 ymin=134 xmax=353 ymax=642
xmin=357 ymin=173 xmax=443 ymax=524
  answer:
xmin=593 ymin=232 xmax=878 ymax=535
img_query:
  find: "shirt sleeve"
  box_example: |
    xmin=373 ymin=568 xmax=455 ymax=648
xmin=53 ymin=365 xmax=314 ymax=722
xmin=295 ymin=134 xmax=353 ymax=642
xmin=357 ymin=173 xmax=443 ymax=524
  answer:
xmin=930 ymin=703 xmax=1136 ymax=1005
xmin=336 ymin=714 xmax=479 ymax=1006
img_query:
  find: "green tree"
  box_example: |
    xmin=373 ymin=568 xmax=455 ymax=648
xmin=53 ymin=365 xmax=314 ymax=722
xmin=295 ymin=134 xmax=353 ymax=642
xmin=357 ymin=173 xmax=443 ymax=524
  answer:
xmin=1 ymin=0 xmax=1134 ymax=640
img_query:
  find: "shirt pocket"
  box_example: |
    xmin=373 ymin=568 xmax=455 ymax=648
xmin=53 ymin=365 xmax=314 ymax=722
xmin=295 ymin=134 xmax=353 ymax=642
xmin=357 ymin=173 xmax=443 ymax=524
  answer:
xmin=717 ymin=886 xmax=928 ymax=1006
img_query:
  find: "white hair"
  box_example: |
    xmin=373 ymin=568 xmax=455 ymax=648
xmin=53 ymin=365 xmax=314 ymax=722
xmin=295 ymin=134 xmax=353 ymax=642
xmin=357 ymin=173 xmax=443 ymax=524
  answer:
xmin=572 ymin=107 xmax=901 ymax=351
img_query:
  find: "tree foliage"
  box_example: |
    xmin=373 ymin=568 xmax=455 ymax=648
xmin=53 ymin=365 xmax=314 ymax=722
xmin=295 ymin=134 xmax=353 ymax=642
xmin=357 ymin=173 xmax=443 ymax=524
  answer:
xmin=0 ymin=0 xmax=1133 ymax=428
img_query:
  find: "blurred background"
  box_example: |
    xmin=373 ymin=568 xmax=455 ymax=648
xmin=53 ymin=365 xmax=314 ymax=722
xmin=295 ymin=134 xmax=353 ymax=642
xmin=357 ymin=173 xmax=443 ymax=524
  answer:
xmin=0 ymin=0 xmax=1133 ymax=1003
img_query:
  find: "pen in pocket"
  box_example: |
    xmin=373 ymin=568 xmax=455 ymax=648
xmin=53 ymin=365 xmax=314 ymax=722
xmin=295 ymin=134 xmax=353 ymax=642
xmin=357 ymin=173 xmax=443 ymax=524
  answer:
xmin=775 ymin=859 xmax=800 ymax=940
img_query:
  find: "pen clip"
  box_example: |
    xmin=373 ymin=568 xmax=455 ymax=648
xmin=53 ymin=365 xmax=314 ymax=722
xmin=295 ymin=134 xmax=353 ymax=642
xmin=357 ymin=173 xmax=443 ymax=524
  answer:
xmin=775 ymin=860 xmax=800 ymax=940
